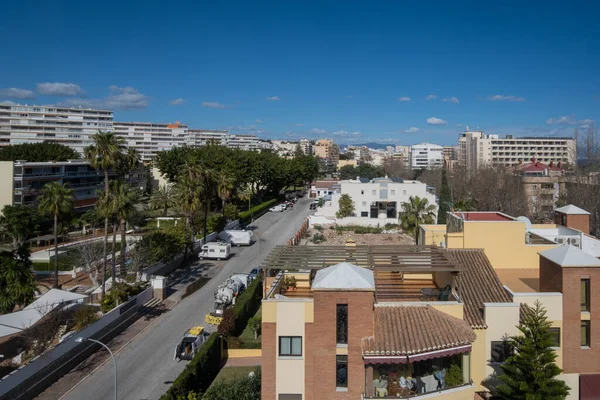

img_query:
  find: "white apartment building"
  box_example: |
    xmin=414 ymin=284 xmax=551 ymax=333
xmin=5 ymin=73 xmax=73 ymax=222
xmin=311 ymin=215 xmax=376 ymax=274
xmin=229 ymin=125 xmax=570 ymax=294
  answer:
xmin=271 ymin=140 xmax=299 ymax=156
xmin=300 ymin=138 xmax=312 ymax=155
xmin=318 ymin=177 xmax=438 ymax=226
xmin=458 ymin=130 xmax=577 ymax=169
xmin=410 ymin=142 xmax=443 ymax=169
xmin=0 ymin=103 xmax=113 ymax=155
xmin=226 ymin=134 xmax=272 ymax=151
xmin=188 ymin=129 xmax=228 ymax=146
xmin=113 ymin=121 xmax=188 ymax=162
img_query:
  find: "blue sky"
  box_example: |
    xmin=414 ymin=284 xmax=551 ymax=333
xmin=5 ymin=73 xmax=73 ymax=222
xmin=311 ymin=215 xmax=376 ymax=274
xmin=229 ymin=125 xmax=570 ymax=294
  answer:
xmin=1 ymin=0 xmax=598 ymax=145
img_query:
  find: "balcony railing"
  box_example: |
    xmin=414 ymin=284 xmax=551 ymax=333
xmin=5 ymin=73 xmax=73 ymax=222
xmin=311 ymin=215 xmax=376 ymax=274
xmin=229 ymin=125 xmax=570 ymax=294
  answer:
xmin=364 ymin=382 xmax=473 ymax=399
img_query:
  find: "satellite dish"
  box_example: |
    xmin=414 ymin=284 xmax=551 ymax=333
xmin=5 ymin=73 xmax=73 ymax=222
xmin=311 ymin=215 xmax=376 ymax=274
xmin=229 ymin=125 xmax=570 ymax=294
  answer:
xmin=516 ymin=216 xmax=532 ymax=232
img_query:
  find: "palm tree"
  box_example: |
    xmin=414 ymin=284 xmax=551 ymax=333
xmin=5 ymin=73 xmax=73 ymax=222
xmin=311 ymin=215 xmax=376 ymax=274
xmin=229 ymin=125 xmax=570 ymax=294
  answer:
xmin=197 ymin=167 xmax=218 ymax=242
xmin=37 ymin=182 xmax=74 ymax=288
xmin=174 ymin=168 xmax=202 ymax=260
xmin=399 ymin=196 xmax=437 ymax=244
xmin=113 ymin=181 xmax=141 ymax=276
xmin=216 ymin=172 xmax=235 ymax=217
xmin=453 ymin=198 xmax=476 ymax=212
xmin=149 ymin=184 xmax=176 ymax=217
xmin=84 ymin=132 xmax=125 ymax=297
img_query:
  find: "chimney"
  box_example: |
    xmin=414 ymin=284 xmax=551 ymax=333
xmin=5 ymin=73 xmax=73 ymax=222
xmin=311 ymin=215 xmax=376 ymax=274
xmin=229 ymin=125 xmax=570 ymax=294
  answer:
xmin=549 ymin=161 xmax=554 ymax=167
xmin=531 ymin=157 xmax=537 ymax=164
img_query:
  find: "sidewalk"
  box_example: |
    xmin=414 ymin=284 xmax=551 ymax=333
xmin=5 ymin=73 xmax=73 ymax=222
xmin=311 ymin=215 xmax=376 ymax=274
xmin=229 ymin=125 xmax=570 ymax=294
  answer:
xmin=35 ymin=300 xmax=173 ymax=400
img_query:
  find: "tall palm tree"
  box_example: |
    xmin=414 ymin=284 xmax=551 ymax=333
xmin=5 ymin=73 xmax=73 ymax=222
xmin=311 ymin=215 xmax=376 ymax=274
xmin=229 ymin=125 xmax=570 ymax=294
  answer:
xmin=174 ymin=169 xmax=203 ymax=260
xmin=113 ymin=181 xmax=141 ymax=276
xmin=197 ymin=167 xmax=218 ymax=242
xmin=149 ymin=184 xmax=176 ymax=217
xmin=37 ymin=182 xmax=74 ymax=288
xmin=84 ymin=132 xmax=124 ymax=297
xmin=399 ymin=196 xmax=437 ymax=244
xmin=216 ymin=172 xmax=235 ymax=217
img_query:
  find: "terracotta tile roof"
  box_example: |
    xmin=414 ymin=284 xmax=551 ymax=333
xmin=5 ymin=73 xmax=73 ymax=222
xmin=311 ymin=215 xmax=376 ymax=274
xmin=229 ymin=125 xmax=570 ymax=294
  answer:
xmin=519 ymin=303 xmax=532 ymax=322
xmin=362 ymin=305 xmax=476 ymax=356
xmin=311 ymin=180 xmax=339 ymax=190
xmin=445 ymin=249 xmax=512 ymax=329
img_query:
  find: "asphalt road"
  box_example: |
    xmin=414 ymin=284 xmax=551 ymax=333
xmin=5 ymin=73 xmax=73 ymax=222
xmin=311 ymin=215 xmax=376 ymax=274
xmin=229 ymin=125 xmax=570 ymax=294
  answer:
xmin=61 ymin=198 xmax=312 ymax=400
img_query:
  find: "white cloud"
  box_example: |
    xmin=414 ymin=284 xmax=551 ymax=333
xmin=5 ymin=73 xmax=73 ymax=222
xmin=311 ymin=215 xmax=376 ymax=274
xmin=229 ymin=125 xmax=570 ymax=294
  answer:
xmin=403 ymin=127 xmax=420 ymax=133
xmin=425 ymin=94 xmax=437 ymax=101
xmin=333 ymin=130 xmax=348 ymax=136
xmin=427 ymin=117 xmax=448 ymax=125
xmin=398 ymin=96 xmax=411 ymax=102
xmin=442 ymin=96 xmax=459 ymax=104
xmin=265 ymin=96 xmax=281 ymax=101
xmin=0 ymin=87 xmax=36 ymax=100
xmin=230 ymin=125 xmax=257 ymax=131
xmin=37 ymin=82 xmax=85 ymax=96
xmin=310 ymin=128 xmax=328 ymax=135
xmin=170 ymin=98 xmax=185 ymax=105
xmin=487 ymin=94 xmax=526 ymax=102
xmin=256 ymin=119 xmax=264 ymax=124
xmin=579 ymin=119 xmax=594 ymax=125
xmin=295 ymin=123 xmax=304 ymax=127
xmin=59 ymin=86 xmax=149 ymax=110
xmin=202 ymin=101 xmax=226 ymax=109
xmin=546 ymin=116 xmax=576 ymax=125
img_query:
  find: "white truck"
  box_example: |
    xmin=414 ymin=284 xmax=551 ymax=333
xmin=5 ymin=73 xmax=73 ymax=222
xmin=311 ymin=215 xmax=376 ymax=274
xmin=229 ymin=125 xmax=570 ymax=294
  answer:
xmin=218 ymin=230 xmax=254 ymax=246
xmin=198 ymin=242 xmax=231 ymax=260
xmin=174 ymin=326 xmax=211 ymax=361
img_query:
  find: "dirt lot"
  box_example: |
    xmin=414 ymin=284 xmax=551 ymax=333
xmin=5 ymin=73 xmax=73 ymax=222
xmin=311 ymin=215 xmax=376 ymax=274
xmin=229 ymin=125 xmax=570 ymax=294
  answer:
xmin=301 ymin=225 xmax=415 ymax=246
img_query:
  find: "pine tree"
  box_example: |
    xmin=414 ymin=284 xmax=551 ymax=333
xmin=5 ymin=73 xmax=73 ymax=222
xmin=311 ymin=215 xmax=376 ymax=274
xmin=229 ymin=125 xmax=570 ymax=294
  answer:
xmin=496 ymin=301 xmax=570 ymax=400
xmin=438 ymin=167 xmax=452 ymax=224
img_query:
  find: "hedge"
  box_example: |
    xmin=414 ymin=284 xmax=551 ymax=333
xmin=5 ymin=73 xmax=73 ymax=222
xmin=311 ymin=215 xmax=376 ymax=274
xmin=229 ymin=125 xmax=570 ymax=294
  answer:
xmin=231 ymin=277 xmax=263 ymax=336
xmin=160 ymin=333 xmax=222 ymax=400
xmin=239 ymin=199 xmax=278 ymax=222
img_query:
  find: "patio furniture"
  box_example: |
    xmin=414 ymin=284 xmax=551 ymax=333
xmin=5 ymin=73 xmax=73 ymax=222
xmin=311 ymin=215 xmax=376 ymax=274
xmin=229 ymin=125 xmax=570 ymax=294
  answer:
xmin=439 ymin=284 xmax=452 ymax=301
xmin=420 ymin=287 xmax=440 ymax=301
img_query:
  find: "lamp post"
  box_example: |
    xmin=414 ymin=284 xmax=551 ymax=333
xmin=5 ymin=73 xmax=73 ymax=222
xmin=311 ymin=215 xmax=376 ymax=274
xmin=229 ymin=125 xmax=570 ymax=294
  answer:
xmin=76 ymin=337 xmax=117 ymax=400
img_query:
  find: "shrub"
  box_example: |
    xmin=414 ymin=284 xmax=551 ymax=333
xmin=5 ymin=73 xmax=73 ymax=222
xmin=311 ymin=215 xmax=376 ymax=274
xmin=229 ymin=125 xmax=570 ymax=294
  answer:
xmin=231 ymin=277 xmax=263 ymax=336
xmin=329 ymin=225 xmax=336 ymax=230
xmin=384 ymin=223 xmax=399 ymax=230
xmin=74 ymin=305 xmax=98 ymax=330
xmin=239 ymin=199 xmax=278 ymax=222
xmin=203 ymin=367 xmax=261 ymax=400
xmin=311 ymin=233 xmax=326 ymax=244
xmin=223 ymin=203 xmax=240 ymax=221
xmin=207 ymin=215 xmax=226 ymax=233
xmin=217 ymin=308 xmax=236 ymax=337
xmin=445 ymin=363 xmax=463 ymax=387
xmin=101 ymin=282 xmax=148 ymax=313
xmin=248 ymin=315 xmax=262 ymax=339
xmin=313 ymin=224 xmax=323 ymax=231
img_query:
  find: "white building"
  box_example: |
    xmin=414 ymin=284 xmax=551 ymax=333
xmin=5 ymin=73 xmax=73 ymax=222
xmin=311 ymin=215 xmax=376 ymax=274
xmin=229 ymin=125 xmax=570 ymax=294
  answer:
xmin=113 ymin=121 xmax=188 ymax=162
xmin=0 ymin=103 xmax=114 ymax=155
xmin=272 ymin=140 xmax=300 ymax=156
xmin=410 ymin=142 xmax=443 ymax=169
xmin=318 ymin=177 xmax=438 ymax=226
xmin=226 ymin=134 xmax=271 ymax=151
xmin=300 ymin=138 xmax=312 ymax=155
xmin=458 ymin=130 xmax=577 ymax=169
xmin=188 ymin=129 xmax=228 ymax=146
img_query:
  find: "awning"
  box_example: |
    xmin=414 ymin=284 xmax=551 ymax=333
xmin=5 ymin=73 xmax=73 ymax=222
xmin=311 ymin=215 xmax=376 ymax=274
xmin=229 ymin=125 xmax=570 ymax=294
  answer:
xmin=364 ymin=356 xmax=408 ymax=365
xmin=407 ymin=344 xmax=471 ymax=362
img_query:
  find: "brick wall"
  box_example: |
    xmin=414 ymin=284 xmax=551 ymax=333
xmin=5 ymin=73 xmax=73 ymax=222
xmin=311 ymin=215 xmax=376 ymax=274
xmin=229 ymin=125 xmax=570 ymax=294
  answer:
xmin=539 ymin=257 xmax=563 ymax=293
xmin=261 ymin=322 xmax=276 ymax=399
xmin=309 ymin=290 xmax=374 ymax=399
xmin=562 ymin=268 xmax=600 ymax=373
xmin=556 ymin=212 xmax=590 ymax=234
xmin=304 ymin=323 xmax=314 ymax=400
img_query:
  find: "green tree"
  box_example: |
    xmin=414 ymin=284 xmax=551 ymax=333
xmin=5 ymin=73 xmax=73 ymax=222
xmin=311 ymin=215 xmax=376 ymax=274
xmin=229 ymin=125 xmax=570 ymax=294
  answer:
xmin=497 ymin=301 xmax=570 ymax=400
xmin=37 ymin=182 xmax=74 ymax=288
xmin=113 ymin=181 xmax=141 ymax=276
xmin=0 ymin=246 xmax=36 ymax=313
xmin=216 ymin=172 xmax=235 ymax=217
xmin=399 ymin=196 xmax=437 ymax=243
xmin=84 ymin=132 xmax=125 ymax=298
xmin=0 ymin=205 xmax=38 ymax=248
xmin=149 ymin=184 xmax=176 ymax=217
xmin=453 ymin=198 xmax=475 ymax=212
xmin=223 ymin=203 xmax=240 ymax=221
xmin=438 ymin=168 xmax=452 ymax=224
xmin=0 ymin=141 xmax=78 ymax=162
xmin=336 ymin=194 xmax=355 ymax=218
xmin=248 ymin=315 xmax=262 ymax=339
xmin=174 ymin=168 xmax=203 ymax=259
xmin=203 ymin=367 xmax=261 ymax=400
xmin=154 ymin=145 xmax=194 ymax=182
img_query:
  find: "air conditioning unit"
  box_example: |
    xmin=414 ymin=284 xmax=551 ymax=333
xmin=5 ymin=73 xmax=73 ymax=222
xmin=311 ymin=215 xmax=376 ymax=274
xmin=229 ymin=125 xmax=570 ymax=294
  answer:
xmin=556 ymin=238 xmax=565 ymax=244
xmin=568 ymin=238 xmax=581 ymax=248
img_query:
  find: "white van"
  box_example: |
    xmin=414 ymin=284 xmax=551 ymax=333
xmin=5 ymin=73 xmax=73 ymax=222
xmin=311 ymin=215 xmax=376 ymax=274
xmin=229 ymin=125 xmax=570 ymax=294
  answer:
xmin=218 ymin=230 xmax=254 ymax=246
xmin=198 ymin=242 xmax=231 ymax=260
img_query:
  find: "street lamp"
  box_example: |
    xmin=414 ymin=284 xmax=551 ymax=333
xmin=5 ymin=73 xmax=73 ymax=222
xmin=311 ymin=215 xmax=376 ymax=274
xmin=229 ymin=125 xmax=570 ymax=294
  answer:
xmin=76 ymin=337 xmax=117 ymax=400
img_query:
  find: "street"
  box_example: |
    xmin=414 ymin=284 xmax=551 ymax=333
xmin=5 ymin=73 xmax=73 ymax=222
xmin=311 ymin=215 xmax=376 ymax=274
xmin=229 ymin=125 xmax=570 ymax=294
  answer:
xmin=49 ymin=198 xmax=311 ymax=400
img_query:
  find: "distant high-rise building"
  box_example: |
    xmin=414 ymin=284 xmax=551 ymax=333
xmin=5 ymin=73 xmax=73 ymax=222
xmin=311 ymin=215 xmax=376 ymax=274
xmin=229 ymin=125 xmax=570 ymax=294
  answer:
xmin=188 ymin=129 xmax=229 ymax=146
xmin=410 ymin=142 xmax=443 ymax=169
xmin=314 ymin=139 xmax=339 ymax=172
xmin=458 ymin=130 xmax=577 ymax=169
xmin=0 ymin=103 xmax=114 ymax=155
xmin=114 ymin=121 xmax=188 ymax=162
xmin=300 ymin=138 xmax=313 ymax=155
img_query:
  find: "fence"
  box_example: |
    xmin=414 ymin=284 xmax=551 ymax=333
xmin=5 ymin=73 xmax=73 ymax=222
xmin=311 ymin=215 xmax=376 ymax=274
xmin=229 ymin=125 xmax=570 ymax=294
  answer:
xmin=287 ymin=218 xmax=309 ymax=246
xmin=0 ymin=287 xmax=153 ymax=400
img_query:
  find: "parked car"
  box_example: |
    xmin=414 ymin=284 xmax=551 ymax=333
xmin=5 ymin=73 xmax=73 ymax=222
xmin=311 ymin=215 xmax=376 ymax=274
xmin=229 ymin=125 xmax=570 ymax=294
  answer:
xmin=249 ymin=268 xmax=260 ymax=281
xmin=309 ymin=202 xmax=317 ymax=210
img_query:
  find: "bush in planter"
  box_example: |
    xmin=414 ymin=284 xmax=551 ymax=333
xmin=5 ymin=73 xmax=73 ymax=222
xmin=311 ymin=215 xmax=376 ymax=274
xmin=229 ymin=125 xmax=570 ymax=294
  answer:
xmin=74 ymin=305 xmax=98 ymax=330
xmin=217 ymin=308 xmax=236 ymax=337
xmin=445 ymin=363 xmax=463 ymax=387
xmin=101 ymin=281 xmax=148 ymax=313
xmin=311 ymin=233 xmax=326 ymax=244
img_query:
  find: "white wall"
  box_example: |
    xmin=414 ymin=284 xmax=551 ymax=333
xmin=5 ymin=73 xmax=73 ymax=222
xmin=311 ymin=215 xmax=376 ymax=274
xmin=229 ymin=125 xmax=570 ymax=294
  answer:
xmin=410 ymin=143 xmax=443 ymax=170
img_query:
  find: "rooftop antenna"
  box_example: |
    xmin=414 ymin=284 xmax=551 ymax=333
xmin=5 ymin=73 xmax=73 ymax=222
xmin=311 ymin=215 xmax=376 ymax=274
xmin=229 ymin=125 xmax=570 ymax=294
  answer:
xmin=465 ymin=125 xmax=469 ymax=131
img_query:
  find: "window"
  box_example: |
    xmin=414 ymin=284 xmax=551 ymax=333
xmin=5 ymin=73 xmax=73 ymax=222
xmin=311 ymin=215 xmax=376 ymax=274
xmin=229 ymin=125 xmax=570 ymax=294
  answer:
xmin=402 ymin=190 xmax=406 ymax=195
xmin=279 ymin=336 xmax=302 ymax=356
xmin=336 ymin=304 xmax=348 ymax=344
xmin=336 ymin=355 xmax=348 ymax=388
xmin=372 ymin=190 xmax=376 ymax=195
xmin=581 ymin=279 xmax=590 ymax=312
xmin=390 ymin=190 xmax=395 ymax=195
xmin=549 ymin=327 xmax=560 ymax=347
xmin=491 ymin=340 xmax=513 ymax=363
xmin=361 ymin=211 xmax=368 ymax=217
xmin=581 ymin=321 xmax=590 ymax=347
xmin=362 ymin=201 xmax=367 ymax=206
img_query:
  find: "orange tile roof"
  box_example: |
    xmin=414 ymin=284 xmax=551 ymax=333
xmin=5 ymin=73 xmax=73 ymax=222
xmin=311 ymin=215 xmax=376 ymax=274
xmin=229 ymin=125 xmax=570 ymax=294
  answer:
xmin=445 ymin=249 xmax=512 ymax=329
xmin=362 ymin=305 xmax=476 ymax=356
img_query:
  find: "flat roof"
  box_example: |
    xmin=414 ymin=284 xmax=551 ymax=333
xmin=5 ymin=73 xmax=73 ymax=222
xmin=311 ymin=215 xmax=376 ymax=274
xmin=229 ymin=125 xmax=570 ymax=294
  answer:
xmin=495 ymin=268 xmax=540 ymax=293
xmin=452 ymin=211 xmax=514 ymax=222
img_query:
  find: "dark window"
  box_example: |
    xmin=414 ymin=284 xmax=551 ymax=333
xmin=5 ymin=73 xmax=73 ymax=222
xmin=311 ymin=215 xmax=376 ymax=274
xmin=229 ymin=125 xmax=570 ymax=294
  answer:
xmin=279 ymin=336 xmax=302 ymax=356
xmin=581 ymin=279 xmax=590 ymax=312
xmin=361 ymin=211 xmax=368 ymax=217
xmin=279 ymin=395 xmax=302 ymax=400
xmin=491 ymin=340 xmax=513 ymax=363
xmin=336 ymin=355 xmax=348 ymax=388
xmin=336 ymin=304 xmax=348 ymax=344
xmin=581 ymin=321 xmax=590 ymax=347
xmin=549 ymin=327 xmax=560 ymax=347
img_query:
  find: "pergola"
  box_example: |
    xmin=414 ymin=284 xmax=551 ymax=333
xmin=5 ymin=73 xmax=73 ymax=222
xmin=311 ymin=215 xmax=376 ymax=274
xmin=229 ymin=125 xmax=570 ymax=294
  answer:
xmin=261 ymin=245 xmax=462 ymax=273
